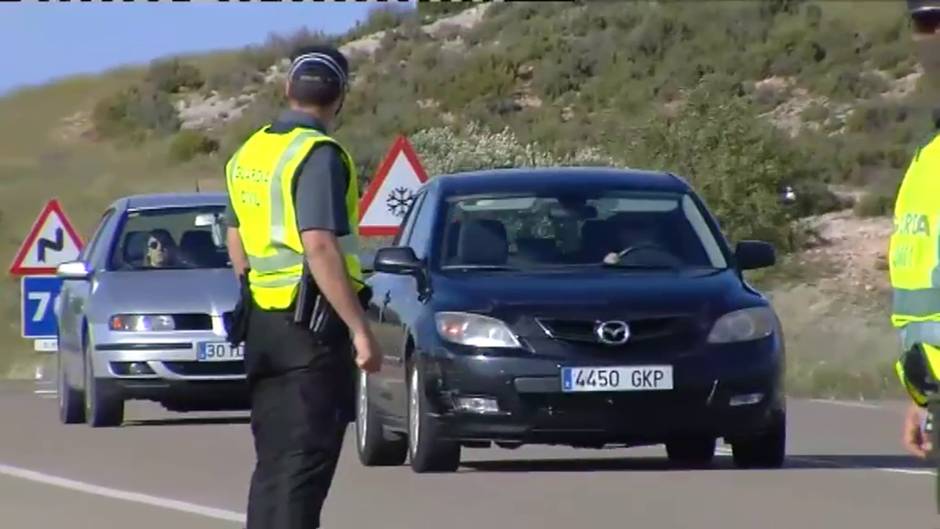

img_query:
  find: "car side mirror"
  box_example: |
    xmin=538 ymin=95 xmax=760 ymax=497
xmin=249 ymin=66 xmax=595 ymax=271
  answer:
xmin=57 ymin=261 xmax=92 ymax=280
xmin=373 ymin=247 xmax=422 ymax=275
xmin=734 ymin=241 xmax=776 ymax=270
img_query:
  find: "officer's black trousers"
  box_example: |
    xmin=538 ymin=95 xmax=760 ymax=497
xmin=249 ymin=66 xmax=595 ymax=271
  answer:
xmin=243 ymin=306 xmax=356 ymax=529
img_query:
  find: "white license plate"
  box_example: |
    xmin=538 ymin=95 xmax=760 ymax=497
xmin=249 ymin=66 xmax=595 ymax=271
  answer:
xmin=561 ymin=366 xmax=673 ymax=392
xmin=196 ymin=341 xmax=244 ymax=362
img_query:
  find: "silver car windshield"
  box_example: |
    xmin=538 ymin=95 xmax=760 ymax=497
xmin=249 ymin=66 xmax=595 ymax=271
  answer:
xmin=109 ymin=206 xmax=231 ymax=271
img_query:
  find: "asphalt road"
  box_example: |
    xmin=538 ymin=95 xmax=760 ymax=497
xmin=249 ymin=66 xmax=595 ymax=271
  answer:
xmin=1 ymin=378 xmax=938 ymax=529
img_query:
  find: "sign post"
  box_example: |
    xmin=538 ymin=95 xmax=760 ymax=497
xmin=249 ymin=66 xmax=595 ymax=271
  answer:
xmin=9 ymin=199 xmax=83 ymax=353
xmin=358 ymin=135 xmax=430 ymax=237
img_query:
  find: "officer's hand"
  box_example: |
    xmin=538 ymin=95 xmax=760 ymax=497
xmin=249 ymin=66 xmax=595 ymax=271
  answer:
xmin=352 ymin=327 xmax=383 ymax=374
xmin=903 ymin=403 xmax=931 ymax=459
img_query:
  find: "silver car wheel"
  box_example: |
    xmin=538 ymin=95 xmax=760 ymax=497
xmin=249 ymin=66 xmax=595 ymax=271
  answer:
xmin=408 ymin=367 xmax=420 ymax=459
xmin=357 ymin=371 xmax=368 ymax=452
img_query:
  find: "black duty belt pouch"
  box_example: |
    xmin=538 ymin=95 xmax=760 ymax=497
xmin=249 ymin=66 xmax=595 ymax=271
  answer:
xmin=225 ymin=271 xmax=253 ymax=347
xmin=292 ymin=262 xmax=372 ymax=344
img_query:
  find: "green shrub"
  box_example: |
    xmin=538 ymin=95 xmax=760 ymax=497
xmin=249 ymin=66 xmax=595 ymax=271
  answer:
xmin=145 ymin=58 xmax=205 ymax=94
xmin=91 ymin=84 xmax=180 ymax=141
xmin=168 ymin=130 xmax=220 ymax=163
xmin=409 ymin=121 xmax=617 ymax=176
xmin=626 ymin=85 xmax=819 ymax=251
xmin=801 ymin=102 xmax=830 ymax=123
xmin=854 ymin=190 xmax=894 ymax=217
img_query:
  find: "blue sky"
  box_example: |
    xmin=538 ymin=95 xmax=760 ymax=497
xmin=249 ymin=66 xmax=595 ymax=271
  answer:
xmin=1 ymin=1 xmax=403 ymax=95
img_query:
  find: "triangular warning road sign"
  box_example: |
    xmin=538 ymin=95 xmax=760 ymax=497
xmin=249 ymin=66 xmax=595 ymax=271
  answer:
xmin=9 ymin=199 xmax=84 ymax=276
xmin=358 ymin=135 xmax=430 ymax=237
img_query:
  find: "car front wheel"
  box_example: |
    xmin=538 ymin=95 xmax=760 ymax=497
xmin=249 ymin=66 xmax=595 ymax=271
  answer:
xmin=407 ymin=362 xmax=460 ymax=473
xmin=731 ymin=409 xmax=786 ymax=469
xmin=57 ymin=350 xmax=84 ymax=425
xmin=83 ymin=344 xmax=124 ymax=428
xmin=356 ymin=371 xmax=407 ymax=466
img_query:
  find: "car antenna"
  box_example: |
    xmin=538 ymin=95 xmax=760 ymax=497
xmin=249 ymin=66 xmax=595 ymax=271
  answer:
xmin=195 ymin=176 xmax=201 ymax=193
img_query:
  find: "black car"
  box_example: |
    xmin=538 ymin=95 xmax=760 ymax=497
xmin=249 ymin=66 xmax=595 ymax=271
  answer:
xmin=356 ymin=167 xmax=785 ymax=473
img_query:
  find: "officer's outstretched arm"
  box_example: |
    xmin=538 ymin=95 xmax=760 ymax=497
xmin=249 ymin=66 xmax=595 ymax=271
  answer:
xmin=301 ymin=229 xmax=369 ymax=337
xmin=226 ymin=227 xmax=249 ymax=278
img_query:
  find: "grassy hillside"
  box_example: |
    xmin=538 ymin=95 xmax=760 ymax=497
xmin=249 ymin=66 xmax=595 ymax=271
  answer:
xmin=0 ymin=1 xmax=917 ymax=396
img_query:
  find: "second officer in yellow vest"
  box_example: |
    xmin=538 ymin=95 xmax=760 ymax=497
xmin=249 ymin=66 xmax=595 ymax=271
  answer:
xmin=223 ymin=44 xmax=383 ymax=529
xmin=891 ymin=0 xmax=940 ymax=461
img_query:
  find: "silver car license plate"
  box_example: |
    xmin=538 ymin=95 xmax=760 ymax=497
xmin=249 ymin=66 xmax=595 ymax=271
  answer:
xmin=196 ymin=341 xmax=244 ymax=362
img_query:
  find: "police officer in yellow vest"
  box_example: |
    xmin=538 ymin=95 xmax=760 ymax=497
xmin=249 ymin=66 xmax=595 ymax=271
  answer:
xmin=892 ymin=0 xmax=940 ymax=461
xmin=223 ymin=44 xmax=382 ymax=529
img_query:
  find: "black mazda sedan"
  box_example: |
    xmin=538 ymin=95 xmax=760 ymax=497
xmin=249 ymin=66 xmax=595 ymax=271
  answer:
xmin=356 ymin=167 xmax=785 ymax=473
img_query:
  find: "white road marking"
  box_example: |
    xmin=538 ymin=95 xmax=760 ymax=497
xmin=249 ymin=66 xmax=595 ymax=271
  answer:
xmin=808 ymin=399 xmax=884 ymax=410
xmin=33 ymin=389 xmax=56 ymax=395
xmin=0 ymin=462 xmax=246 ymax=523
xmin=715 ymin=448 xmax=936 ymax=477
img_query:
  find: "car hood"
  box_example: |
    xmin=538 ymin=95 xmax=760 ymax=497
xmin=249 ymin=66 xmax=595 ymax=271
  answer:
xmin=90 ymin=269 xmax=240 ymax=316
xmin=430 ymin=268 xmax=755 ymax=318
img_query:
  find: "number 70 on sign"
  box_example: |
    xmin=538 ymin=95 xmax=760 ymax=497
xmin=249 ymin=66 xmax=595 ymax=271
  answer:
xmin=21 ymin=276 xmax=64 ymax=339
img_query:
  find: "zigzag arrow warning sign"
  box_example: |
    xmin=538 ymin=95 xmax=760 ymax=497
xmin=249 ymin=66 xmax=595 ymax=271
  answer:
xmin=9 ymin=199 xmax=84 ymax=276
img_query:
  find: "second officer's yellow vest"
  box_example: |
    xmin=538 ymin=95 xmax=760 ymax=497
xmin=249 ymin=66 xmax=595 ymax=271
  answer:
xmin=889 ymin=133 xmax=940 ymax=327
xmin=225 ymin=125 xmax=363 ymax=310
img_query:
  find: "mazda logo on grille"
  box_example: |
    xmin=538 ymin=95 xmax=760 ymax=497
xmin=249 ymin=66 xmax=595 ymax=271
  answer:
xmin=595 ymin=320 xmax=630 ymax=345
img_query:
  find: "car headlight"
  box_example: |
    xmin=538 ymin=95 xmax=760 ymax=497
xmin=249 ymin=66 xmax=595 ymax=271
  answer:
xmin=109 ymin=314 xmax=175 ymax=332
xmin=434 ymin=312 xmax=522 ymax=348
xmin=707 ymin=307 xmax=776 ymax=343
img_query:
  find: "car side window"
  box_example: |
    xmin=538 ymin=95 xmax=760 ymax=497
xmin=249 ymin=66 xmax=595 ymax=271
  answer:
xmin=393 ymin=192 xmax=426 ymax=247
xmin=408 ymin=195 xmax=436 ymax=260
xmin=82 ymin=209 xmax=117 ymax=267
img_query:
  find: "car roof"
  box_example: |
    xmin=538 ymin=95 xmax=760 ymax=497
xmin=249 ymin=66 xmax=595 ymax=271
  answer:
xmin=425 ymin=167 xmax=690 ymax=196
xmin=111 ymin=192 xmax=229 ymax=212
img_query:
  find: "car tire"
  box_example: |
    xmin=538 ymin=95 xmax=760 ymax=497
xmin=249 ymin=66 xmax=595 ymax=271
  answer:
xmin=356 ymin=370 xmax=407 ymax=466
xmin=666 ymin=437 xmax=716 ymax=468
xmin=407 ymin=362 xmax=460 ymax=473
xmin=83 ymin=343 xmax=124 ymax=428
xmin=57 ymin=350 xmax=85 ymax=425
xmin=731 ymin=409 xmax=786 ymax=469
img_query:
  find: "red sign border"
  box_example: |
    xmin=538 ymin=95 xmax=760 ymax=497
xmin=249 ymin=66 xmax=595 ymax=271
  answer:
xmin=358 ymin=135 xmax=429 ymax=237
xmin=9 ymin=198 xmax=85 ymax=276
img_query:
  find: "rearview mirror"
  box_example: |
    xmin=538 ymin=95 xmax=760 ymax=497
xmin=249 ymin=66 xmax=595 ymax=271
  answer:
xmin=57 ymin=261 xmax=92 ymax=280
xmin=373 ymin=247 xmax=422 ymax=275
xmin=735 ymin=241 xmax=776 ymax=270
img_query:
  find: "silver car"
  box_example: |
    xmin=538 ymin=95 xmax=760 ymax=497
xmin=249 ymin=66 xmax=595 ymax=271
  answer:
xmin=54 ymin=192 xmax=246 ymax=427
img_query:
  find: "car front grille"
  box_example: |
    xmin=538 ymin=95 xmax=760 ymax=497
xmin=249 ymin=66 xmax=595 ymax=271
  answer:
xmin=163 ymin=361 xmax=245 ymax=376
xmin=534 ymin=316 xmax=694 ymax=349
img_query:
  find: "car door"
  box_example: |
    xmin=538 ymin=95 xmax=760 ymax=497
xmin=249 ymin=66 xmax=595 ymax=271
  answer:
xmin=368 ymin=191 xmax=427 ymax=421
xmin=384 ymin=191 xmax=439 ymax=416
xmin=58 ymin=207 xmax=118 ymax=383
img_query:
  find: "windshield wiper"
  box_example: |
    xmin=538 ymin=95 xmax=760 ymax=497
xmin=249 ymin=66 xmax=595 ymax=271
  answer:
xmin=600 ymin=261 xmax=678 ymax=270
xmin=440 ymin=264 xmax=519 ymax=271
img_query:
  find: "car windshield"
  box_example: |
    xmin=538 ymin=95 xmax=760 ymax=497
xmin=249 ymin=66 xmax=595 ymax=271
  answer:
xmin=109 ymin=206 xmax=230 ymax=270
xmin=438 ymin=190 xmax=729 ymax=271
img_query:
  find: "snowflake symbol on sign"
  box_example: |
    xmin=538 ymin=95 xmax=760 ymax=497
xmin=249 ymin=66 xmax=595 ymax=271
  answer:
xmin=386 ymin=187 xmax=415 ymax=218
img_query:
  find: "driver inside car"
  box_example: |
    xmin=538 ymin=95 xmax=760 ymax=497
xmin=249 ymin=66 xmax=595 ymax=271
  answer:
xmin=602 ymin=218 xmax=659 ymax=265
xmin=144 ymin=229 xmax=179 ymax=268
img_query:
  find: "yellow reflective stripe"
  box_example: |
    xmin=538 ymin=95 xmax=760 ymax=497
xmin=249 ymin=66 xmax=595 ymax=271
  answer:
xmin=270 ymin=131 xmax=322 ymax=246
xmin=252 ymin=274 xmax=302 ymax=288
xmin=249 ymin=251 xmax=304 ymax=273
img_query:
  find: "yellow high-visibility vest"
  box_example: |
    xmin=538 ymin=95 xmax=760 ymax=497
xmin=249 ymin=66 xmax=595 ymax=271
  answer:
xmin=890 ymin=132 xmax=940 ymax=406
xmin=224 ymin=125 xmax=363 ymax=310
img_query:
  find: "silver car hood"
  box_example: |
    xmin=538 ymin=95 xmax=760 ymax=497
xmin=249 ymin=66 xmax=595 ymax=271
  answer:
xmin=90 ymin=269 xmax=240 ymax=317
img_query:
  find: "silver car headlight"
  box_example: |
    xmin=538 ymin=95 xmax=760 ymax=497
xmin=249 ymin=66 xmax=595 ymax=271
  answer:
xmin=706 ymin=307 xmax=776 ymax=343
xmin=109 ymin=314 xmax=176 ymax=332
xmin=434 ymin=312 xmax=522 ymax=348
